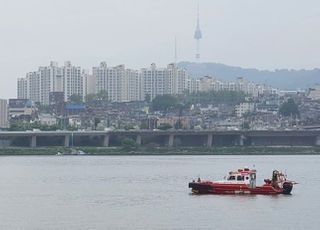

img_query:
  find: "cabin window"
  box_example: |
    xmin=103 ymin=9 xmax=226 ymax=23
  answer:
xmin=228 ymin=176 xmax=236 ymax=180
xmin=237 ymin=175 xmax=244 ymax=181
xmin=246 ymin=177 xmax=249 ymax=180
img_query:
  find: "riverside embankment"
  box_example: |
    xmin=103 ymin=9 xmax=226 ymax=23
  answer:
xmin=0 ymin=146 xmax=320 ymax=156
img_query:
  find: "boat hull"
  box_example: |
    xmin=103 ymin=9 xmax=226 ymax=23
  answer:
xmin=189 ymin=181 xmax=293 ymax=195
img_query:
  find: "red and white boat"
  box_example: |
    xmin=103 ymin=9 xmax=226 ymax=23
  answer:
xmin=189 ymin=167 xmax=295 ymax=195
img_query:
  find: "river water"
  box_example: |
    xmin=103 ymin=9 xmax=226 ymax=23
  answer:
xmin=0 ymin=155 xmax=319 ymax=230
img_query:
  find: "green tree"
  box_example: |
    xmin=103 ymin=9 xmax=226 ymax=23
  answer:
xmin=121 ymin=138 xmax=138 ymax=151
xmin=152 ymin=95 xmax=178 ymax=111
xmin=94 ymin=117 xmax=101 ymax=130
xmin=279 ymin=98 xmax=300 ymax=117
xmin=183 ymin=90 xmax=246 ymax=105
xmin=38 ymin=104 xmax=51 ymax=113
xmin=140 ymin=122 xmax=149 ymax=130
xmin=9 ymin=121 xmax=60 ymax=131
xmin=174 ymin=120 xmax=183 ymax=129
xmin=124 ymin=124 xmax=135 ymax=130
xmin=242 ymin=121 xmax=250 ymax=130
xmin=158 ymin=123 xmax=173 ymax=130
xmin=85 ymin=93 xmax=97 ymax=103
xmin=69 ymin=94 xmax=83 ymax=103
xmin=96 ymin=90 xmax=108 ymax=101
xmin=145 ymin=94 xmax=151 ymax=103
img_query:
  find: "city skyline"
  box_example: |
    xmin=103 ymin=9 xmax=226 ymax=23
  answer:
xmin=1 ymin=0 xmax=320 ymax=99
xmin=16 ymin=60 xmax=276 ymax=106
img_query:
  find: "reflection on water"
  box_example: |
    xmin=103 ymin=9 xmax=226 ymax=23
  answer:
xmin=0 ymin=155 xmax=318 ymax=230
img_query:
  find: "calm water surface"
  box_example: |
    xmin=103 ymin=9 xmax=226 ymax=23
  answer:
xmin=0 ymin=155 xmax=319 ymax=230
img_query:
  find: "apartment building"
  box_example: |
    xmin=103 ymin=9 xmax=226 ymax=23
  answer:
xmin=82 ymin=70 xmax=96 ymax=101
xmin=17 ymin=61 xmax=84 ymax=105
xmin=17 ymin=61 xmax=275 ymax=105
xmin=141 ymin=63 xmax=166 ymax=100
xmin=94 ymin=62 xmax=143 ymax=102
xmin=141 ymin=63 xmax=187 ymax=100
xmin=185 ymin=76 xmax=275 ymax=97
xmin=127 ymin=69 xmax=143 ymax=101
xmin=94 ymin=63 xmax=125 ymax=102
xmin=62 ymin=61 xmax=83 ymax=102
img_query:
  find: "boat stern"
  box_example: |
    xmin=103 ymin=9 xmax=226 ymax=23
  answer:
xmin=188 ymin=182 xmax=213 ymax=194
xmin=282 ymin=181 xmax=293 ymax=195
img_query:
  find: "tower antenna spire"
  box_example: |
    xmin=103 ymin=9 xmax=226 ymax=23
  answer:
xmin=197 ymin=0 xmax=200 ymax=28
xmin=194 ymin=0 xmax=202 ymax=61
xmin=174 ymin=36 xmax=177 ymax=64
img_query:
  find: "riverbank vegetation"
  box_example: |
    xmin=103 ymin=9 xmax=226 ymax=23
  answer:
xmin=151 ymin=91 xmax=246 ymax=112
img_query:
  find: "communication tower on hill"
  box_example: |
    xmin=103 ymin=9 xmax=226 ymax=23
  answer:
xmin=194 ymin=0 xmax=202 ymax=60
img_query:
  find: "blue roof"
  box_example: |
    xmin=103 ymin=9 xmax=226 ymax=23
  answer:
xmin=66 ymin=103 xmax=86 ymax=110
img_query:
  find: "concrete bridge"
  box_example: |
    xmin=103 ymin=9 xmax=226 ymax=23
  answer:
xmin=1 ymin=130 xmax=320 ymax=148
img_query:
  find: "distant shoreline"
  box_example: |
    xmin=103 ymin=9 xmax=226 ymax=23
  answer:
xmin=0 ymin=146 xmax=319 ymax=156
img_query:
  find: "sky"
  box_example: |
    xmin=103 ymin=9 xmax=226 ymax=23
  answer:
xmin=1 ymin=0 xmax=320 ymax=99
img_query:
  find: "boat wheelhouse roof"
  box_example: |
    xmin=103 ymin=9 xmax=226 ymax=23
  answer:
xmin=229 ymin=168 xmax=256 ymax=176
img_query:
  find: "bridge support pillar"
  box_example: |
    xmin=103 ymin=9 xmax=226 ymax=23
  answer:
xmin=239 ymin=135 xmax=245 ymax=146
xmin=136 ymin=135 xmax=142 ymax=146
xmin=30 ymin=135 xmax=37 ymax=148
xmin=207 ymin=134 xmax=213 ymax=147
xmin=315 ymin=135 xmax=320 ymax=146
xmin=168 ymin=134 xmax=174 ymax=147
xmin=103 ymin=134 xmax=110 ymax=147
xmin=64 ymin=135 xmax=70 ymax=147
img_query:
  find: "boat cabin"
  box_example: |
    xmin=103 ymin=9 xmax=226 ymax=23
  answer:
xmin=226 ymin=167 xmax=256 ymax=188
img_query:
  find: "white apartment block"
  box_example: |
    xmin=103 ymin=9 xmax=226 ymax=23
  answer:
xmin=167 ymin=63 xmax=187 ymax=95
xmin=39 ymin=61 xmax=62 ymax=105
xmin=94 ymin=61 xmax=108 ymax=95
xmin=141 ymin=63 xmax=165 ymax=100
xmin=17 ymin=78 xmax=28 ymax=99
xmin=141 ymin=63 xmax=187 ymax=100
xmin=17 ymin=61 xmax=276 ymax=105
xmin=94 ymin=63 xmax=127 ymax=102
xmin=185 ymin=76 xmax=276 ymax=97
xmin=0 ymin=99 xmax=9 ymax=129
xmin=82 ymin=70 xmax=96 ymax=101
xmin=127 ymin=69 xmax=143 ymax=101
xmin=185 ymin=78 xmax=200 ymax=93
xmin=94 ymin=63 xmax=144 ymax=102
xmin=109 ymin=65 xmax=127 ymax=102
xmin=94 ymin=62 xmax=187 ymax=102
xmin=62 ymin=61 xmax=83 ymax=102
xmin=17 ymin=61 xmax=84 ymax=105
xmin=27 ymin=71 xmax=41 ymax=103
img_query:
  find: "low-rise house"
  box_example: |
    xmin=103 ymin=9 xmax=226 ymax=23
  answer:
xmin=8 ymin=99 xmax=38 ymax=122
xmin=69 ymin=116 xmax=82 ymax=128
xmin=235 ymin=102 xmax=255 ymax=117
xmin=38 ymin=114 xmax=57 ymax=126
xmin=158 ymin=116 xmax=190 ymax=129
xmin=308 ymin=85 xmax=320 ymax=101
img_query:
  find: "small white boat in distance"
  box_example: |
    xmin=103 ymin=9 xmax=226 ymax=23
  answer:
xmin=56 ymin=149 xmax=89 ymax=156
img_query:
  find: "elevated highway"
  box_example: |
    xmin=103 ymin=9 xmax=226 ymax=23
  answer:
xmin=0 ymin=130 xmax=320 ymax=148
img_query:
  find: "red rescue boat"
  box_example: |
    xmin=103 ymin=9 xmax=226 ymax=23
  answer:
xmin=189 ymin=167 xmax=295 ymax=195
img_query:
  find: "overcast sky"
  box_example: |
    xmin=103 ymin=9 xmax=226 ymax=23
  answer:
xmin=1 ymin=0 xmax=320 ymax=99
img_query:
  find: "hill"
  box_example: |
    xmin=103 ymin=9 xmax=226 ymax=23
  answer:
xmin=178 ymin=62 xmax=320 ymax=90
